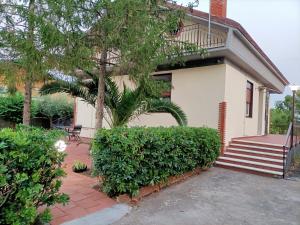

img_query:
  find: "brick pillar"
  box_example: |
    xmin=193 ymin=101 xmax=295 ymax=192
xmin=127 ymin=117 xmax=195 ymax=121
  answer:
xmin=210 ymin=0 xmax=227 ymax=17
xmin=218 ymin=102 xmax=227 ymax=155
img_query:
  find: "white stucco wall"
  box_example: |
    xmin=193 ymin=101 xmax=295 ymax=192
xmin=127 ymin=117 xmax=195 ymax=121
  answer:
xmin=170 ymin=65 xmax=226 ymax=128
xmin=129 ymin=65 xmax=226 ymax=128
xmin=224 ymin=62 xmax=266 ymax=144
xmin=75 ymin=99 xmax=97 ymax=138
xmin=75 ymin=63 xmax=267 ymax=142
xmin=75 ymin=65 xmax=226 ymax=138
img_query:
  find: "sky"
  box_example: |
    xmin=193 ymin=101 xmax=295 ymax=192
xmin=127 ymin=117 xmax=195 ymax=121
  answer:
xmin=178 ymin=0 xmax=300 ymax=107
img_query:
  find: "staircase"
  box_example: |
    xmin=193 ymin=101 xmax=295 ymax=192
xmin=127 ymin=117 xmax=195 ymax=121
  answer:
xmin=215 ymin=138 xmax=285 ymax=177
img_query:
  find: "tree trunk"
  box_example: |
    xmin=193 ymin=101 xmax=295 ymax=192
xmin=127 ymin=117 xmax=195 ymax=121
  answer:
xmin=23 ymin=0 xmax=35 ymax=126
xmin=95 ymin=7 xmax=108 ymax=130
xmin=95 ymin=50 xmax=107 ymax=129
xmin=49 ymin=117 xmax=53 ymax=129
xmin=23 ymin=78 xmax=32 ymax=125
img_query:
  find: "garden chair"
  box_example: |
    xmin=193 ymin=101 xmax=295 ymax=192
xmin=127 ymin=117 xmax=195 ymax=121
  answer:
xmin=68 ymin=125 xmax=82 ymax=141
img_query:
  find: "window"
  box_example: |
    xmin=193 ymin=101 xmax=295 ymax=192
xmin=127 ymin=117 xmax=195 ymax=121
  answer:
xmin=246 ymin=81 xmax=253 ymax=118
xmin=153 ymin=73 xmax=172 ymax=100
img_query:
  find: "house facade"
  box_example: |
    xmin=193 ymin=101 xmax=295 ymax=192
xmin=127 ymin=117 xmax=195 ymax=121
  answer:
xmin=75 ymin=0 xmax=289 ymax=152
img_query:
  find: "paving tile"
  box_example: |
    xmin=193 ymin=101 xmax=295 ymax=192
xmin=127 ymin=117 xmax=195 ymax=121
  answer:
xmin=56 ymin=201 xmax=77 ymax=211
xmin=76 ymin=187 xmax=98 ymax=195
xmin=75 ymin=198 xmax=100 ymax=209
xmin=85 ymin=201 xmax=116 ymax=213
xmin=69 ymin=192 xmax=90 ymax=202
xmin=51 ymin=215 xmax=73 ymax=225
xmin=49 ymin=141 xmax=116 ymax=224
xmin=86 ymin=191 xmax=110 ymax=199
xmin=51 ymin=207 xmax=66 ymax=218
xmin=66 ymin=206 xmax=89 ymax=218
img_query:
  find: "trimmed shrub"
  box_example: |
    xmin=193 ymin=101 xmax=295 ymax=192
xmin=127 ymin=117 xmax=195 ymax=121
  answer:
xmin=0 ymin=126 xmax=68 ymax=225
xmin=0 ymin=94 xmax=73 ymax=128
xmin=35 ymin=96 xmax=74 ymax=127
xmin=0 ymin=93 xmax=25 ymax=124
xmin=92 ymin=127 xmax=220 ymax=197
xmin=0 ymin=93 xmax=37 ymax=125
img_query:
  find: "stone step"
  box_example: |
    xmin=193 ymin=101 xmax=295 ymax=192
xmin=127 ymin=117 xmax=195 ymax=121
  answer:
xmin=215 ymin=161 xmax=283 ymax=177
xmin=224 ymin=152 xmax=283 ymax=165
xmin=231 ymin=139 xmax=283 ymax=149
xmin=226 ymin=148 xmax=285 ymax=158
xmin=217 ymin=157 xmax=283 ymax=172
xmin=228 ymin=144 xmax=286 ymax=155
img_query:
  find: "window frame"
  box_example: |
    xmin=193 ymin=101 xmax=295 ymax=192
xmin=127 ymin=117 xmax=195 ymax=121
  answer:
xmin=246 ymin=81 xmax=254 ymax=118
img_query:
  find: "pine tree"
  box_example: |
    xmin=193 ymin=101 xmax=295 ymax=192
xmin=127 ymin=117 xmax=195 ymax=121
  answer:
xmin=70 ymin=0 xmax=203 ymax=129
xmin=0 ymin=0 xmax=203 ymax=129
xmin=0 ymin=0 xmax=91 ymax=125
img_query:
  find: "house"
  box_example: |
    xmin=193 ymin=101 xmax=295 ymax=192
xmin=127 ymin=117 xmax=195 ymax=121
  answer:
xmin=75 ymin=0 xmax=290 ymax=176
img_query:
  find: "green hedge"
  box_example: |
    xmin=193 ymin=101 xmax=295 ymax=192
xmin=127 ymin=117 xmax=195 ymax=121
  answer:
xmin=92 ymin=127 xmax=220 ymax=197
xmin=0 ymin=94 xmax=34 ymax=124
xmin=0 ymin=126 xmax=68 ymax=225
xmin=0 ymin=94 xmax=73 ymax=127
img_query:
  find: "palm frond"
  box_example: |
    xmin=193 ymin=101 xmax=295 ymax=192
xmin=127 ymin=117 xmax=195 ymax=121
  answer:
xmin=40 ymin=72 xmax=188 ymax=127
xmin=104 ymin=77 xmax=122 ymax=110
xmin=40 ymin=81 xmax=96 ymax=106
xmin=145 ymin=99 xmax=187 ymax=126
xmin=109 ymin=85 xmax=141 ymax=127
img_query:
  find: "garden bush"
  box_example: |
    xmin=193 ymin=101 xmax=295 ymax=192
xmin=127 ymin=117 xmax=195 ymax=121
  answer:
xmin=0 ymin=94 xmax=73 ymax=128
xmin=92 ymin=127 xmax=220 ymax=197
xmin=0 ymin=93 xmax=37 ymax=124
xmin=0 ymin=126 xmax=68 ymax=225
xmin=35 ymin=96 xmax=74 ymax=127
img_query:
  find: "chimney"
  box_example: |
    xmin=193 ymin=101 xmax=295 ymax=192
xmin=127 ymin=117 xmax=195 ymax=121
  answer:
xmin=210 ymin=0 xmax=227 ymax=17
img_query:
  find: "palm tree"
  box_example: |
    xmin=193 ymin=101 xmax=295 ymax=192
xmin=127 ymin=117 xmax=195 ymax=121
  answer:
xmin=40 ymin=72 xmax=187 ymax=127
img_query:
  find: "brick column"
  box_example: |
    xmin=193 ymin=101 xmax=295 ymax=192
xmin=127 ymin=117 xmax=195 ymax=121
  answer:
xmin=218 ymin=102 xmax=227 ymax=155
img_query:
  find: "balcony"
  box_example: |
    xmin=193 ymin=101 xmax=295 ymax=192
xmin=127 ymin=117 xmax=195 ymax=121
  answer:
xmin=106 ymin=23 xmax=227 ymax=65
xmin=169 ymin=23 xmax=227 ymax=52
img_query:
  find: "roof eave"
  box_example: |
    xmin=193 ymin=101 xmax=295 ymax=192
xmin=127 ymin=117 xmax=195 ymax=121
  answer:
xmin=183 ymin=8 xmax=289 ymax=86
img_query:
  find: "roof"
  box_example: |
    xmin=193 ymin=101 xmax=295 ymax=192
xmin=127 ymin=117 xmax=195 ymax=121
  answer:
xmin=173 ymin=5 xmax=289 ymax=85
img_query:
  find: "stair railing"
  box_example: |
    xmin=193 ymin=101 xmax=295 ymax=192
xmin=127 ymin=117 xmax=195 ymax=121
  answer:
xmin=283 ymin=122 xmax=292 ymax=178
xmin=283 ymin=121 xmax=300 ymax=178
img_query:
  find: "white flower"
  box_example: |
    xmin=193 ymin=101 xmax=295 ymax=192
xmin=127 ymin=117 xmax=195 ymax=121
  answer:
xmin=55 ymin=140 xmax=67 ymax=152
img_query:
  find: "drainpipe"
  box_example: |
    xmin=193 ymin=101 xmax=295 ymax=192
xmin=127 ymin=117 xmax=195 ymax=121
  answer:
xmin=264 ymin=90 xmax=270 ymax=135
xmin=208 ymin=0 xmax=211 ymax=47
xmin=291 ymin=90 xmax=296 ymax=148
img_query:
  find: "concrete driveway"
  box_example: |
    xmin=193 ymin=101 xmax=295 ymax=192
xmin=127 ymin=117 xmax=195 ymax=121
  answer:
xmin=113 ymin=168 xmax=300 ymax=225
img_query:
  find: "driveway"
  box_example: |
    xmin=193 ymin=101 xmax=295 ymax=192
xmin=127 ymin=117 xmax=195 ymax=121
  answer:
xmin=113 ymin=167 xmax=300 ymax=225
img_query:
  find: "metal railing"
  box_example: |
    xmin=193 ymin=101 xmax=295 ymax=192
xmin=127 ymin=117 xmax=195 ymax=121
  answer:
xmin=106 ymin=23 xmax=227 ymax=65
xmin=283 ymin=110 xmax=300 ymax=177
xmin=171 ymin=23 xmax=227 ymax=50
xmin=283 ymin=123 xmax=292 ymax=177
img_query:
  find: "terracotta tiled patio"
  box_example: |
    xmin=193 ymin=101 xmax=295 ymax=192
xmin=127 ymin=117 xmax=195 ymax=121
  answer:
xmin=233 ymin=134 xmax=286 ymax=145
xmin=50 ymin=139 xmax=116 ymax=225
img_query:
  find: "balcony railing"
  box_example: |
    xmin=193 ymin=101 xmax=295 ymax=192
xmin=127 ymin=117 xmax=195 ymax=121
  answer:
xmin=171 ymin=23 xmax=227 ymax=51
xmin=106 ymin=23 xmax=227 ymax=65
